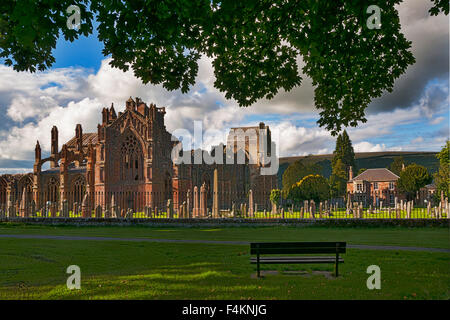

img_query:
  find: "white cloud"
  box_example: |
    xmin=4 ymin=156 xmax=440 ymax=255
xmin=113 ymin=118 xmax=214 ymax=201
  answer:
xmin=430 ymin=116 xmax=445 ymax=125
xmin=269 ymin=122 xmax=333 ymax=157
xmin=354 ymin=142 xmax=388 ymax=153
xmin=411 ymin=137 xmax=424 ymax=144
xmin=0 ymin=98 xmax=102 ymax=160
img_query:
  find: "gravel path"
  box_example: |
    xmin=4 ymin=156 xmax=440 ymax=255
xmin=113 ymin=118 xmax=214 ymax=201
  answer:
xmin=0 ymin=234 xmax=449 ymax=253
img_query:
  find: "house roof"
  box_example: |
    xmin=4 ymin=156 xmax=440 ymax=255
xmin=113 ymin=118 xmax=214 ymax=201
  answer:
xmin=66 ymin=133 xmax=98 ymax=148
xmin=351 ymin=168 xmax=399 ymax=182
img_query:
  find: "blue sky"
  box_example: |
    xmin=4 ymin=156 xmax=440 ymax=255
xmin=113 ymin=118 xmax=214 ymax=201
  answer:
xmin=0 ymin=1 xmax=448 ymax=173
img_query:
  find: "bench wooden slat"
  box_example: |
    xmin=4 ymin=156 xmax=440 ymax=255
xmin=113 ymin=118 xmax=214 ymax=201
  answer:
xmin=250 ymin=258 xmax=344 ymax=264
xmin=250 ymin=242 xmax=346 ymax=249
xmin=250 ymin=256 xmax=343 ymax=261
xmin=251 ymin=247 xmax=346 ymax=254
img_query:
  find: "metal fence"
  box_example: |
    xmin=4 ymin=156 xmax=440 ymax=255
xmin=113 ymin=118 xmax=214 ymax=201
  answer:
xmin=0 ymin=199 xmax=448 ymax=219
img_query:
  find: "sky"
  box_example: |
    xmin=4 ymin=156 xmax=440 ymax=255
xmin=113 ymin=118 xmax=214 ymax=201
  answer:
xmin=0 ymin=0 xmax=448 ymax=174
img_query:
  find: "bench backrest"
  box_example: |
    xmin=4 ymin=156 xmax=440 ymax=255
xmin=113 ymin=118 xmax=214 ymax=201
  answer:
xmin=250 ymin=242 xmax=346 ymax=255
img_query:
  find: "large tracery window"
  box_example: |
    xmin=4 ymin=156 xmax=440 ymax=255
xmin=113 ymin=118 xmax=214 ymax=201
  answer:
xmin=73 ymin=176 xmax=86 ymax=205
xmin=120 ymin=134 xmax=144 ymax=181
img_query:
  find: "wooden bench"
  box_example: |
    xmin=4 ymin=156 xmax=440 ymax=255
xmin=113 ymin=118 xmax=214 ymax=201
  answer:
xmin=250 ymin=242 xmax=346 ymax=278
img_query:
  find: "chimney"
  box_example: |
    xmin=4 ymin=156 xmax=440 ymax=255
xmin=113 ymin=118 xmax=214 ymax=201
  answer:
xmin=349 ymin=166 xmax=353 ymax=180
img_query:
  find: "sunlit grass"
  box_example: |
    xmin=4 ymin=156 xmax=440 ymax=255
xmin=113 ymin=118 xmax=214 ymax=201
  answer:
xmin=1 ymin=224 xmax=448 ymax=249
xmin=0 ymin=238 xmax=448 ymax=300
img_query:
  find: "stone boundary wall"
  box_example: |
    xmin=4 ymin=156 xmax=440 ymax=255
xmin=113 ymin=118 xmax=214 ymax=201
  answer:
xmin=0 ymin=217 xmax=448 ymax=228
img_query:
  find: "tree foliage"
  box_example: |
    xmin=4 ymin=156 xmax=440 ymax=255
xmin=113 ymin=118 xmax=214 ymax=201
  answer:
xmin=357 ymin=168 xmax=367 ymax=176
xmin=397 ymin=164 xmax=432 ymax=200
xmin=282 ymin=160 xmax=321 ymax=200
xmin=430 ymin=0 xmax=449 ymax=15
xmin=389 ymin=156 xmax=406 ymax=176
xmin=330 ymin=159 xmax=347 ymax=198
xmin=269 ymin=189 xmax=282 ymax=206
xmin=331 ymin=130 xmax=355 ymax=177
xmin=434 ymin=140 xmax=449 ymax=198
xmin=2 ymin=1 xmax=447 ymax=134
xmin=290 ymin=174 xmax=330 ymax=203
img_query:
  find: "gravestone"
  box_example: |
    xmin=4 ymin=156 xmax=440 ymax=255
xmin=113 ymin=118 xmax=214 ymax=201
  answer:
xmin=95 ymin=205 xmax=102 ymax=218
xmin=213 ymin=168 xmax=219 ymax=217
xmin=167 ymin=199 xmax=173 ymax=218
xmin=182 ymin=201 xmax=187 ymax=218
xmin=248 ymin=190 xmax=254 ymax=217
xmin=72 ymin=202 xmax=78 ymax=217
xmin=187 ymin=189 xmax=191 ymax=218
xmin=200 ymin=183 xmax=207 ymax=217
xmin=30 ymin=200 xmax=36 ymax=217
xmin=81 ymin=194 xmax=90 ymax=218
xmin=319 ymin=202 xmax=323 ymax=219
xmin=46 ymin=201 xmax=52 ymax=218
xmin=271 ymin=202 xmax=277 ymax=215
xmin=126 ymin=208 xmax=133 ymax=218
xmin=110 ymin=195 xmax=117 ymax=218
xmin=193 ymin=186 xmax=199 ymax=218
xmin=310 ymin=200 xmax=316 ymax=218
xmin=62 ymin=199 xmax=69 ymax=218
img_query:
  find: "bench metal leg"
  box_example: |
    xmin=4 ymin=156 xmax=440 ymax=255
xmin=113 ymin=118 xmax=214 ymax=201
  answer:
xmin=257 ymin=253 xmax=260 ymax=278
xmin=335 ymin=253 xmax=339 ymax=277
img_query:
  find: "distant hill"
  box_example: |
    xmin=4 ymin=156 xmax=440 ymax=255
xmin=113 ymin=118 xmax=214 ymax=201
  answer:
xmin=277 ymin=151 xmax=439 ymax=187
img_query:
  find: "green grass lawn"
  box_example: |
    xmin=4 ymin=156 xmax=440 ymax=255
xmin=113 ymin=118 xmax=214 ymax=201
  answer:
xmin=0 ymin=238 xmax=448 ymax=300
xmin=0 ymin=224 xmax=448 ymax=300
xmin=1 ymin=223 xmax=449 ymax=248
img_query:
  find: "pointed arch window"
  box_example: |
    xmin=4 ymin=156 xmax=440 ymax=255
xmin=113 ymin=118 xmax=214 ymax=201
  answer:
xmin=47 ymin=177 xmax=59 ymax=203
xmin=120 ymin=134 xmax=144 ymax=181
xmin=73 ymin=176 xmax=86 ymax=205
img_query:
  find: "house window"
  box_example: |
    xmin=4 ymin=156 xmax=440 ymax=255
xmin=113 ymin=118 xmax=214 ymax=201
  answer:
xmin=356 ymin=183 xmax=363 ymax=192
xmin=389 ymin=182 xmax=395 ymax=190
xmin=374 ymin=182 xmax=378 ymax=190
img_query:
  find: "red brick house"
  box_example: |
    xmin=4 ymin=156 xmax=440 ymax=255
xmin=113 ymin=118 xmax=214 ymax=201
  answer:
xmin=347 ymin=167 xmax=403 ymax=206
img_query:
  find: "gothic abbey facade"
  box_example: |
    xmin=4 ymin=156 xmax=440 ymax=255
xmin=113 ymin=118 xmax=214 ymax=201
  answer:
xmin=0 ymin=97 xmax=277 ymax=216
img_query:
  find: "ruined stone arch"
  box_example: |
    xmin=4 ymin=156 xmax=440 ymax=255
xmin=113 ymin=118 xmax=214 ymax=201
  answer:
xmin=17 ymin=174 xmax=33 ymax=204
